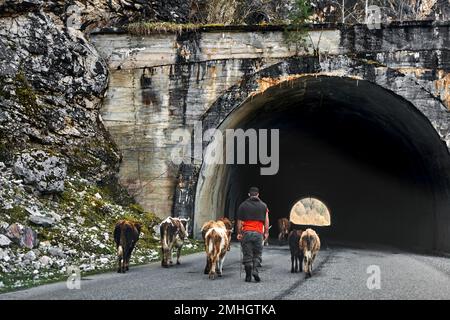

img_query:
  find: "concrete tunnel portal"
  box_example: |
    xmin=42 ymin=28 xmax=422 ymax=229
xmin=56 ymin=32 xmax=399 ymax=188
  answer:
xmin=194 ymin=76 xmax=450 ymax=253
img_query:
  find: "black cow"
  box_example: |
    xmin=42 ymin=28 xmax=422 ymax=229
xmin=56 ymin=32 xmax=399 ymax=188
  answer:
xmin=114 ymin=220 xmax=142 ymax=273
xmin=288 ymin=229 xmax=304 ymax=273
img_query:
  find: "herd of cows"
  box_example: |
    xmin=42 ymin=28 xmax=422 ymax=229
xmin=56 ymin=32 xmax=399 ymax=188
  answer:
xmin=113 ymin=216 xmax=321 ymax=280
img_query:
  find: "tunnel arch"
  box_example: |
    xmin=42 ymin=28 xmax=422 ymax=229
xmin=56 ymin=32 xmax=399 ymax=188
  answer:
xmin=192 ymin=57 xmax=450 ymax=253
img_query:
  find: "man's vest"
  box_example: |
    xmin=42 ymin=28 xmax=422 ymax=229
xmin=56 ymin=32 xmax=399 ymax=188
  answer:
xmin=237 ymin=197 xmax=267 ymax=222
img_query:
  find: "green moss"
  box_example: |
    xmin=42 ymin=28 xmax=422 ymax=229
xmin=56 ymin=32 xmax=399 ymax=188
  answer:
xmin=38 ymin=227 xmax=55 ymax=242
xmin=14 ymin=70 xmax=38 ymax=111
xmin=5 ymin=206 xmax=28 ymax=224
xmin=129 ymin=203 xmax=145 ymax=214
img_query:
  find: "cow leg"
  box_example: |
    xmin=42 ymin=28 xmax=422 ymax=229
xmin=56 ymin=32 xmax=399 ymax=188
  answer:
xmin=169 ymin=246 xmax=174 ymax=265
xmin=117 ymin=245 xmax=123 ymax=273
xmin=209 ymin=255 xmax=217 ymax=280
xmin=293 ymin=255 xmax=297 ymax=273
xmin=204 ymin=255 xmax=211 ymax=274
xmin=306 ymin=259 xmax=312 ymax=277
xmin=121 ymin=247 xmax=129 ymax=273
xmin=303 ymin=255 xmax=308 ymax=277
xmin=176 ymin=245 xmax=182 ymax=265
xmin=217 ymin=253 xmax=226 ymax=277
xmin=206 ymin=255 xmax=213 ymax=275
xmin=161 ymin=246 xmax=170 ymax=268
xmin=299 ymin=252 xmax=304 ymax=272
xmin=291 ymin=254 xmax=295 ymax=273
xmin=161 ymin=246 xmax=166 ymax=267
xmin=117 ymin=256 xmax=123 ymax=273
xmin=126 ymin=244 xmax=135 ymax=271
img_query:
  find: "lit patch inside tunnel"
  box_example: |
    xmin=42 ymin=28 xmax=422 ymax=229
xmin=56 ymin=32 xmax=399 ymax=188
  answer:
xmin=289 ymin=197 xmax=331 ymax=226
xmin=194 ymin=76 xmax=450 ymax=253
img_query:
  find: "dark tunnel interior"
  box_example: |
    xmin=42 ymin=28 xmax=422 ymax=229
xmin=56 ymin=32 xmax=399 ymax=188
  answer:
xmin=220 ymin=77 xmax=450 ymax=252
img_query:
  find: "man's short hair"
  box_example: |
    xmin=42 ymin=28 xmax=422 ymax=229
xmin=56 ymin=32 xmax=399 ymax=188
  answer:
xmin=249 ymin=187 xmax=259 ymax=196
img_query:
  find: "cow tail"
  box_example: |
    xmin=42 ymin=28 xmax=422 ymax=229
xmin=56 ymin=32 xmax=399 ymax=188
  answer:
xmin=207 ymin=230 xmax=220 ymax=256
xmin=119 ymin=227 xmax=127 ymax=257
xmin=207 ymin=231 xmax=215 ymax=255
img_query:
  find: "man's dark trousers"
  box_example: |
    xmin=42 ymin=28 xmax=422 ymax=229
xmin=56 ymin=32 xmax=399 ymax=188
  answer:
xmin=241 ymin=231 xmax=263 ymax=276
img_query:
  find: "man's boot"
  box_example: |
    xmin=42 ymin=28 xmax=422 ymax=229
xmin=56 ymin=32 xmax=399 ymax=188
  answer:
xmin=252 ymin=264 xmax=261 ymax=282
xmin=245 ymin=265 xmax=252 ymax=282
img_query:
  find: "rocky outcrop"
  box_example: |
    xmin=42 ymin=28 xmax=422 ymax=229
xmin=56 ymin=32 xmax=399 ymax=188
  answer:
xmin=0 ymin=1 xmax=193 ymax=31
xmin=0 ymin=10 xmax=120 ymax=184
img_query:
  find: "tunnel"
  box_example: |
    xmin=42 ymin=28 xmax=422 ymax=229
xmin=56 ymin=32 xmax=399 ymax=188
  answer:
xmin=194 ymin=76 xmax=450 ymax=253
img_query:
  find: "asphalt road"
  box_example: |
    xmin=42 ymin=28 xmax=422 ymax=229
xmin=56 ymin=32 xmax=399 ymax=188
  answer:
xmin=1 ymin=243 xmax=449 ymax=300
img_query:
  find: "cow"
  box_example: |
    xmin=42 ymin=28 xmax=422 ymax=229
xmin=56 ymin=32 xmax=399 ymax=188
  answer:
xmin=160 ymin=217 xmax=189 ymax=268
xmin=201 ymin=217 xmax=233 ymax=274
xmin=288 ymin=229 xmax=304 ymax=273
xmin=204 ymin=225 xmax=229 ymax=280
xmin=299 ymin=228 xmax=321 ymax=278
xmin=114 ymin=220 xmax=142 ymax=273
xmin=277 ymin=218 xmax=290 ymax=245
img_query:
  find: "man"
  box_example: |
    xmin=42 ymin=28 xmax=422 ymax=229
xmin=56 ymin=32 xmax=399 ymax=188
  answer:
xmin=236 ymin=187 xmax=270 ymax=282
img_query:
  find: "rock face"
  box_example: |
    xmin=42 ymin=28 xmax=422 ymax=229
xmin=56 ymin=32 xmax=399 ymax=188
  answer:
xmin=0 ymin=10 xmax=120 ymax=183
xmin=0 ymin=1 xmax=194 ymax=31
xmin=13 ymin=150 xmax=67 ymax=193
xmin=0 ymin=0 xmax=189 ymax=292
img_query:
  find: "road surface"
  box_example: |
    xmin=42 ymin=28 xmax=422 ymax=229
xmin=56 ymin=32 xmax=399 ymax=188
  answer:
xmin=1 ymin=243 xmax=449 ymax=300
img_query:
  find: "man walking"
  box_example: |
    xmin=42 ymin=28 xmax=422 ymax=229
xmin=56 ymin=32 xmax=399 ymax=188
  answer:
xmin=236 ymin=187 xmax=270 ymax=282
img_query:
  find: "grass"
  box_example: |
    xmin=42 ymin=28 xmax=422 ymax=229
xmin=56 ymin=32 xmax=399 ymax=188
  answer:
xmin=127 ymin=22 xmax=202 ymax=35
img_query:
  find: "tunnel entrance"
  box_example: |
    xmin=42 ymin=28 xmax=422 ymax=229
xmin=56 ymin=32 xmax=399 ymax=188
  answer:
xmin=195 ymin=76 xmax=450 ymax=253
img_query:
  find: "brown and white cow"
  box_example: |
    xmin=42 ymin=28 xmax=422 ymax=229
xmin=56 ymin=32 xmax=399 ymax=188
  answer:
xmin=299 ymin=228 xmax=321 ymax=277
xmin=201 ymin=217 xmax=233 ymax=275
xmin=277 ymin=218 xmax=290 ymax=245
xmin=160 ymin=217 xmax=189 ymax=268
xmin=204 ymin=225 xmax=229 ymax=280
xmin=114 ymin=220 xmax=142 ymax=273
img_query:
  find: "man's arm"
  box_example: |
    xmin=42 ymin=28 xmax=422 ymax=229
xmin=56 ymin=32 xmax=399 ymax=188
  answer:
xmin=236 ymin=219 xmax=243 ymax=241
xmin=264 ymin=210 xmax=270 ymax=240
